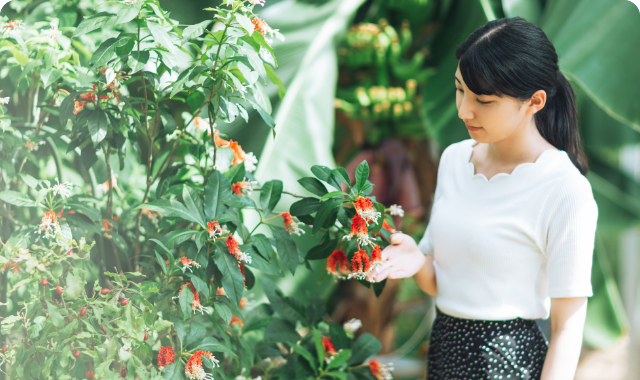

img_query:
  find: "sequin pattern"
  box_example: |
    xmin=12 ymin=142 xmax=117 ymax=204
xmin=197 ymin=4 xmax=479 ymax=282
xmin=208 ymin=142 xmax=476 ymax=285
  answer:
xmin=427 ymin=307 xmax=549 ymax=380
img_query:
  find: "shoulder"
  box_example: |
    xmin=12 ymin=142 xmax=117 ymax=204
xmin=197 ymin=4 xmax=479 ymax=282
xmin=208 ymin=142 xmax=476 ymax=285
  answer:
xmin=544 ymin=153 xmax=598 ymax=216
xmin=439 ymin=138 xmax=475 ymax=165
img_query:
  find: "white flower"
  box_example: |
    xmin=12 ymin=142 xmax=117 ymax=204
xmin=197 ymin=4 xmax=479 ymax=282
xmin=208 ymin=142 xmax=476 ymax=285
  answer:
xmin=388 ymin=204 xmax=404 ymax=217
xmin=147 ymin=17 xmax=161 ymax=23
xmin=166 ymin=130 xmax=182 ymax=142
xmin=194 ymin=117 xmax=214 ymax=133
xmin=250 ymin=0 xmax=266 ymax=5
xmin=243 ymin=152 xmax=258 ymax=172
xmin=343 ymin=318 xmax=362 ymax=336
xmin=0 ymin=97 xmax=9 ymax=105
xmin=2 ymin=20 xmax=24 ymax=36
xmin=237 ymin=250 xmax=252 ymax=264
xmin=51 ymin=178 xmax=73 ymax=198
xmin=42 ymin=23 xmax=61 ymax=40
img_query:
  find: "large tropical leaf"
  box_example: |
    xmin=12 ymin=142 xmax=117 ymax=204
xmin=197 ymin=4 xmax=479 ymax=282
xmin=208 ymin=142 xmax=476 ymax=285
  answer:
xmin=540 ymin=0 xmax=640 ymax=132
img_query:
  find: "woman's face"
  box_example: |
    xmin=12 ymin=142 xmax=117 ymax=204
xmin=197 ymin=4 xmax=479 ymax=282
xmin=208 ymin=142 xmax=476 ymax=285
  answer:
xmin=455 ymin=65 xmax=545 ymax=143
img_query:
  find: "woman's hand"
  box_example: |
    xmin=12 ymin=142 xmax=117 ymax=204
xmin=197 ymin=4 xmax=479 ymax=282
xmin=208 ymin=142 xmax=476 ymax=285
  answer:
xmin=372 ymin=233 xmax=427 ymax=282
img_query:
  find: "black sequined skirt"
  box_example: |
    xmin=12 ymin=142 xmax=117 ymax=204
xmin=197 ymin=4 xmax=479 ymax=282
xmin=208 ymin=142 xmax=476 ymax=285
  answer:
xmin=427 ymin=307 xmax=549 ymax=380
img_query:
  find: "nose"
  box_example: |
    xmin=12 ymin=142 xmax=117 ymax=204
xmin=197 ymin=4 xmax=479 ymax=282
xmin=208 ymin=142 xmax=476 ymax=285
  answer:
xmin=458 ymin=95 xmax=475 ymax=121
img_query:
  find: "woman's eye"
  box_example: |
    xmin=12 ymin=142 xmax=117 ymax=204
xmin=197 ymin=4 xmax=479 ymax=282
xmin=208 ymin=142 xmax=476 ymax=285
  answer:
xmin=478 ymin=100 xmax=492 ymax=105
xmin=456 ymin=88 xmax=463 ymax=93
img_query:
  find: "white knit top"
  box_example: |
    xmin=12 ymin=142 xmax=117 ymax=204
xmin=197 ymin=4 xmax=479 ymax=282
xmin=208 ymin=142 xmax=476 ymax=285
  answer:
xmin=418 ymin=138 xmax=598 ymax=320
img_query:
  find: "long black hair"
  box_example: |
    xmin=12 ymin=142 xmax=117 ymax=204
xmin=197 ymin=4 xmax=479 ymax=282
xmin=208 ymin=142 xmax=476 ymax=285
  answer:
xmin=455 ymin=16 xmax=588 ymax=175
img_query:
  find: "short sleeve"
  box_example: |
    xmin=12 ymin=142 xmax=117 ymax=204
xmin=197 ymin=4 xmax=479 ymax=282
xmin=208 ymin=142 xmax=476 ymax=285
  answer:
xmin=545 ymin=176 xmax=598 ymax=298
xmin=418 ymin=142 xmax=457 ymax=256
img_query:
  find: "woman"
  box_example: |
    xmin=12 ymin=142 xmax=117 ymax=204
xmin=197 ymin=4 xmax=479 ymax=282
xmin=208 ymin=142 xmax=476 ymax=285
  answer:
xmin=373 ymin=17 xmax=598 ymax=380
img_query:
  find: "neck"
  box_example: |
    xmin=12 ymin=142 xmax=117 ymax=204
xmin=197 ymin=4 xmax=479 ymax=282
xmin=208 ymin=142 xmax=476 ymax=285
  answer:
xmin=485 ymin=118 xmax=554 ymax=165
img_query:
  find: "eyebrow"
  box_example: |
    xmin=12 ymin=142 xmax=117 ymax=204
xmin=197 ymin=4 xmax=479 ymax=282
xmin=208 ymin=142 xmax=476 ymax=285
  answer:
xmin=455 ymin=76 xmax=461 ymax=84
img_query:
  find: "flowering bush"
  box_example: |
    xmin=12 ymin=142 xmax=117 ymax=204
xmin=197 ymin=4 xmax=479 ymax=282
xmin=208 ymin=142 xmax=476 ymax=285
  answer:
xmin=0 ymin=0 xmax=400 ymax=379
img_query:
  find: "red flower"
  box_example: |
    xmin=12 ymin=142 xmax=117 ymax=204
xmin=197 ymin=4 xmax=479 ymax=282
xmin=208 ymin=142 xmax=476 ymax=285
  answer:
xmin=322 ymin=336 xmax=338 ymax=357
xmin=353 ymin=196 xmax=381 ymax=225
xmin=381 ymin=220 xmax=395 ymax=233
xmin=173 ymin=282 xmax=207 ymax=314
xmin=326 ymin=250 xmax=350 ymax=276
xmin=230 ymin=315 xmax=244 ymax=327
xmin=102 ymin=219 xmax=113 ymax=231
xmin=227 ymin=140 xmax=246 ymax=166
xmin=343 ymin=214 xmax=373 ymax=246
xmin=251 ymin=18 xmax=270 ymax=37
xmin=179 ymin=257 xmax=201 ymax=272
xmin=239 ymin=297 xmax=248 ymax=309
xmin=350 ymin=249 xmax=370 ymax=280
xmin=371 ymin=246 xmax=382 ymax=263
xmin=281 ymin=212 xmax=304 ymax=236
xmin=226 ymin=235 xmax=251 ymax=263
xmin=185 ymin=350 xmax=219 ymax=380
xmin=369 ymin=359 xmax=394 ymax=380
xmin=207 ymin=220 xmax=227 ymax=239
xmin=157 ymin=346 xmax=176 ymax=371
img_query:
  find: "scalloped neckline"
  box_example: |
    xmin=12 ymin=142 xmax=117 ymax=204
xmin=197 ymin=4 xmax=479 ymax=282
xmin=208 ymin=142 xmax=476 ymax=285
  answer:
xmin=467 ymin=141 xmax=559 ymax=183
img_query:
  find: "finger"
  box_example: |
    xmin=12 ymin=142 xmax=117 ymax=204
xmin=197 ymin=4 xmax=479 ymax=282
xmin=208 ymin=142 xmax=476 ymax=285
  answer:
xmin=372 ymin=263 xmax=395 ymax=282
xmin=380 ymin=246 xmax=397 ymax=262
xmin=390 ymin=233 xmax=404 ymax=245
xmin=387 ymin=269 xmax=408 ymax=279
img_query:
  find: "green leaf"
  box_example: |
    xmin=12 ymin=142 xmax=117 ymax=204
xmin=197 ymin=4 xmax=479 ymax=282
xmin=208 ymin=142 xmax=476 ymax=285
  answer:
xmin=313 ymin=328 xmax=324 ymax=367
xmin=214 ymin=248 xmax=244 ymax=306
xmin=19 ymin=173 xmax=38 ymax=189
xmin=355 ymin=160 xmax=369 ymax=193
xmin=138 ymin=199 xmax=203 ymax=226
xmin=182 ymin=20 xmax=213 ymax=43
xmin=326 ymin=348 xmax=350 ymax=370
xmin=251 ymin=234 xmax=274 ymax=260
xmin=235 ymin=14 xmax=255 ymax=36
xmin=292 ymin=344 xmax=317 ymax=373
xmin=65 ymin=271 xmax=85 ymax=300
xmin=89 ymin=37 xmax=122 ymax=68
xmin=179 ymin=285 xmax=194 ymax=319
xmin=192 ymin=336 xmax=237 ymax=357
xmin=59 ymin=91 xmax=80 ymax=126
xmin=187 ymin=274 xmax=209 ymax=300
xmin=347 ymin=333 xmax=381 ymax=365
xmin=332 ymin=167 xmax=351 ymax=188
xmin=251 ymin=31 xmax=277 ymax=67
xmin=541 ymin=0 xmax=640 ymax=132
xmin=245 ymin=248 xmax=284 ymax=277
xmin=223 ymin=194 xmax=256 ymax=209
xmin=95 ymin=359 xmax=114 ymax=379
xmin=264 ymin=319 xmax=300 ymax=343
xmin=182 ymin=185 xmax=205 ymax=226
xmin=73 ymin=12 xmax=115 ymax=37
xmin=311 ymin=165 xmax=342 ymax=190
xmin=265 ymin=64 xmax=286 ymax=100
xmin=162 ymin=229 xmax=198 ymax=249
xmin=262 ymin=277 xmax=306 ymax=323
xmin=115 ymin=3 xmax=142 ymax=24
xmin=298 ymin=177 xmax=328 ymax=197
xmin=203 ymin=171 xmax=233 ymax=221
xmin=147 ymin=21 xmax=176 ymax=55
xmin=170 ymin=66 xmax=195 ymax=99
xmin=306 ymin=238 xmax=337 ymax=260
xmin=0 ymin=191 xmax=35 ymax=207
xmin=312 ymin=199 xmax=342 ymax=234
xmin=260 ymin=179 xmax=283 ymax=215
xmin=268 ymin=225 xmax=299 ymax=276
xmin=129 ymin=50 xmax=150 ymax=74
xmin=88 ymin=109 xmax=108 ymax=146
xmin=215 ymin=302 xmax=232 ymax=324
xmin=290 ymin=197 xmax=321 ymax=216
xmin=40 ymin=69 xmax=62 ymax=88
xmin=319 ymin=191 xmax=346 ymax=201
xmin=248 ymin=98 xmax=275 ymax=129
xmin=161 ymin=362 xmax=185 ymax=380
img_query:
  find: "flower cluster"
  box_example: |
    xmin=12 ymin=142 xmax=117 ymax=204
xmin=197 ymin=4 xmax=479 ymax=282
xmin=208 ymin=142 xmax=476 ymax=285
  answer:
xmin=205 ymin=126 xmax=258 ymax=173
xmin=388 ymin=204 xmax=404 ymax=217
xmin=232 ymin=180 xmax=254 ymax=196
xmin=38 ymin=210 xmax=61 ymax=238
xmin=142 ymin=208 xmax=162 ymax=226
xmin=354 ymin=196 xmax=381 ymax=225
xmin=226 ymin=234 xmax=252 ymax=264
xmin=251 ymin=18 xmax=271 ymax=38
xmin=179 ymin=257 xmax=201 ymax=272
xmin=207 ymin=221 xmax=228 ymax=239
xmin=158 ymin=346 xmax=176 ymax=371
xmin=281 ymin=212 xmax=304 ymax=235
xmin=326 ymin=250 xmax=350 ymax=278
xmin=41 ymin=22 xmax=61 ymax=40
xmin=369 ymin=360 xmax=394 ymax=380
xmin=173 ymin=282 xmax=208 ymax=314
xmin=2 ymin=20 xmax=24 ymax=36
xmin=322 ymin=336 xmax=338 ymax=358
xmin=24 ymin=140 xmax=45 ymax=152
xmin=381 ymin=220 xmax=395 ymax=234
xmin=0 ymin=97 xmax=9 ymax=105
xmin=74 ymin=85 xmax=107 ymax=115
xmin=51 ymin=177 xmax=73 ymax=198
xmin=185 ymin=350 xmax=219 ymax=380
xmin=342 ymin=214 xmax=372 ymax=246
xmin=343 ymin=318 xmax=362 ymax=337
xmin=1 ymin=248 xmax=30 ymax=273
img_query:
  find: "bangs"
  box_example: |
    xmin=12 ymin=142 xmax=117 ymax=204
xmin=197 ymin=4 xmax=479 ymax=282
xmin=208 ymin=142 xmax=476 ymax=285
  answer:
xmin=458 ymin=43 xmax=520 ymax=99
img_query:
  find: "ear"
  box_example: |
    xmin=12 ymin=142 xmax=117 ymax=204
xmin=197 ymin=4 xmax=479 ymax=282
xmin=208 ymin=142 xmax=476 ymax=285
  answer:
xmin=526 ymin=90 xmax=547 ymax=115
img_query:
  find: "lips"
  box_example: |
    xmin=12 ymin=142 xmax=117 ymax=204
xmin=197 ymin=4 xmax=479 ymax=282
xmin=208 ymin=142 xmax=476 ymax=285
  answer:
xmin=465 ymin=124 xmax=481 ymax=131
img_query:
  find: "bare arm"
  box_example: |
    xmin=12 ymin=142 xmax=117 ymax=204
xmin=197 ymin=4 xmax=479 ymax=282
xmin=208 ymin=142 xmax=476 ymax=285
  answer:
xmin=412 ymin=256 xmax=437 ymax=297
xmin=540 ymin=297 xmax=588 ymax=380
